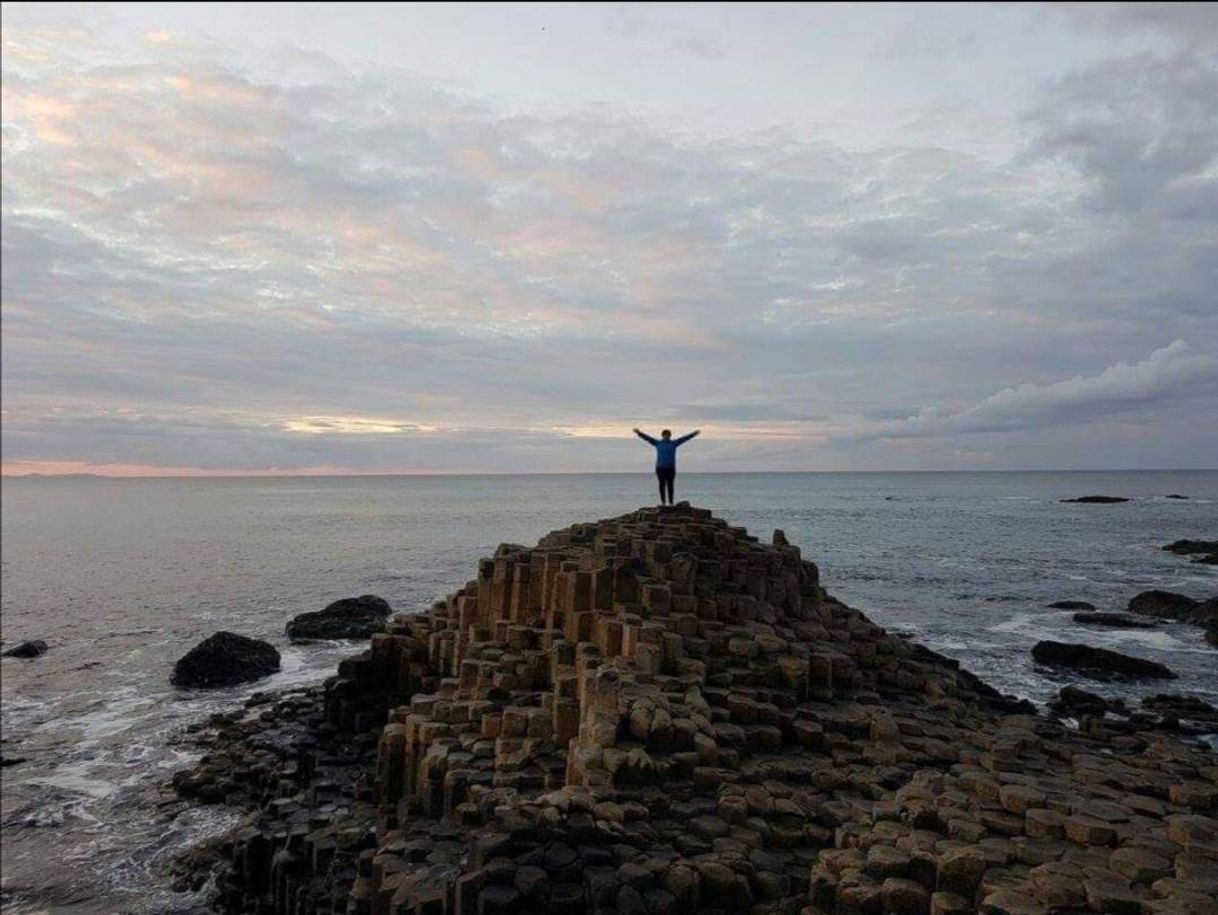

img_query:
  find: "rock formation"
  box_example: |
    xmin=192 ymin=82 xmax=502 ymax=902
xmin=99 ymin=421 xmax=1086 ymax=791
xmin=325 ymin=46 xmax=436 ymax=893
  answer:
xmin=1071 ymin=612 xmax=1157 ymax=630
xmin=172 ymin=505 xmax=1218 ymax=915
xmin=1162 ymin=541 xmax=1218 ymax=565
xmin=1030 ymin=641 xmax=1177 ymax=681
xmin=1059 ymin=496 xmax=1129 ymax=504
xmin=172 ymin=631 xmax=281 ymax=688
xmin=1128 ymin=591 xmax=1209 ymax=622
xmin=288 ymin=595 xmax=394 ymax=641
xmin=2 ymin=639 xmax=48 ymax=658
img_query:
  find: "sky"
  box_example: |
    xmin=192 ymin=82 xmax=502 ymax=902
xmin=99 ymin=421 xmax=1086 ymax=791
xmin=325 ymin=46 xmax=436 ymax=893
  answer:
xmin=1 ymin=2 xmax=1216 ymax=475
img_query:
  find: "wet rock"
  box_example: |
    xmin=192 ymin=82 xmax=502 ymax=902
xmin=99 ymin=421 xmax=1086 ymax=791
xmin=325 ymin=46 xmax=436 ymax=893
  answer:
xmin=1165 ymin=494 xmax=1189 ymax=499
xmin=1127 ymin=589 xmax=1202 ymax=621
xmin=1072 ymin=612 xmax=1157 ymax=629
xmin=1142 ymin=694 xmax=1218 ymax=726
xmin=171 ymin=631 xmax=280 ymax=688
xmin=1046 ymin=600 xmax=1094 ymax=610
xmin=1162 ymin=539 xmax=1218 ymax=564
xmin=1031 ymin=640 xmax=1176 ymax=680
xmin=2 ymin=639 xmax=48 ymax=658
xmin=1049 ymin=685 xmax=1124 ymax=717
xmin=1060 ymin=495 xmax=1129 ymax=503
xmin=285 ymin=594 xmax=392 ymax=641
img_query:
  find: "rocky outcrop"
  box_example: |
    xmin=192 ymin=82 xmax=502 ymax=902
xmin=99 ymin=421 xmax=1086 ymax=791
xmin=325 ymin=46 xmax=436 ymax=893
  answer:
xmin=1048 ymin=685 xmax=1124 ymax=718
xmin=1060 ymin=495 xmax=1129 ymax=503
xmin=1128 ymin=590 xmax=1202 ymax=621
xmin=1072 ymin=612 xmax=1157 ymax=629
xmin=286 ymin=594 xmax=392 ymax=641
xmin=171 ymin=631 xmax=281 ymax=688
xmin=1046 ymin=600 xmax=1095 ymax=611
xmin=1128 ymin=590 xmax=1218 ymax=638
xmin=171 ymin=506 xmax=1218 ymax=915
xmin=1031 ymin=640 xmax=1177 ymax=680
xmin=2 ymin=639 xmax=48 ymax=658
xmin=1163 ymin=540 xmax=1218 ymax=565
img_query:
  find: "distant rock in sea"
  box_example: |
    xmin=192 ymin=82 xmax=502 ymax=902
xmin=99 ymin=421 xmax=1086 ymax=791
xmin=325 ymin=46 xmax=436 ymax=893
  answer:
xmin=1060 ymin=495 xmax=1129 ymax=503
xmin=1031 ymin=640 xmax=1177 ymax=680
xmin=171 ymin=631 xmax=280 ymax=688
xmin=1046 ymin=600 xmax=1095 ymax=610
xmin=1162 ymin=539 xmax=1218 ymax=565
xmin=1164 ymin=494 xmax=1189 ymax=499
xmin=1072 ymin=612 xmax=1157 ymax=629
xmin=1127 ymin=590 xmax=1206 ymax=622
xmin=286 ymin=594 xmax=392 ymax=641
xmin=2 ymin=639 xmax=48 ymax=658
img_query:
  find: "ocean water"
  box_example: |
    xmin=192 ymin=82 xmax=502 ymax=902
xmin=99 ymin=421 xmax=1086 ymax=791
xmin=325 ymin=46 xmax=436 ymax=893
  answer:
xmin=1 ymin=471 xmax=1216 ymax=913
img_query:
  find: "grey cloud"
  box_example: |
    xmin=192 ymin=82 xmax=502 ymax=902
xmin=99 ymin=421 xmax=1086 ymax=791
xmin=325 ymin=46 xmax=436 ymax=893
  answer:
xmin=1062 ymin=3 xmax=1218 ymax=45
xmin=842 ymin=341 xmax=1218 ymax=443
xmin=2 ymin=24 xmax=1217 ymax=473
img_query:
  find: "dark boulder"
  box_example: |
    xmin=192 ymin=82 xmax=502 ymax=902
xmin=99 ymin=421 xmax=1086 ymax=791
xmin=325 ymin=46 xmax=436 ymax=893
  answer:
xmin=1162 ymin=540 xmax=1218 ymax=565
xmin=286 ymin=594 xmax=392 ymax=642
xmin=1164 ymin=494 xmax=1189 ymax=499
xmin=172 ymin=631 xmax=280 ymax=688
xmin=1060 ymin=495 xmax=1129 ymax=503
xmin=2 ymin=639 xmax=48 ymax=658
xmin=1031 ymin=640 xmax=1176 ymax=680
xmin=1072 ymin=612 xmax=1157 ymax=629
xmin=1047 ymin=600 xmax=1095 ymax=611
xmin=1127 ymin=590 xmax=1201 ymax=622
xmin=1142 ymin=693 xmax=1218 ymax=723
xmin=1050 ymin=685 xmax=1124 ymax=717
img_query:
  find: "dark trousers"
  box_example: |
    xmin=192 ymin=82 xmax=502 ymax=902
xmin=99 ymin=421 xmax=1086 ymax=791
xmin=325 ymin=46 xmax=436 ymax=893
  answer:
xmin=656 ymin=466 xmax=676 ymax=505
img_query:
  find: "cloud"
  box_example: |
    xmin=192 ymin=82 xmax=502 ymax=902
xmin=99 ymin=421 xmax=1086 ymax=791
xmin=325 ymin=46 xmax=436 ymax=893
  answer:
xmin=843 ymin=341 xmax=1218 ymax=442
xmin=2 ymin=19 xmax=1216 ymax=473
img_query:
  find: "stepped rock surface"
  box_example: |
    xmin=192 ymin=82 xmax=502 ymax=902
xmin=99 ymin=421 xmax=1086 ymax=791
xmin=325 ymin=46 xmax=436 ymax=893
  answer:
xmin=171 ymin=505 xmax=1218 ymax=915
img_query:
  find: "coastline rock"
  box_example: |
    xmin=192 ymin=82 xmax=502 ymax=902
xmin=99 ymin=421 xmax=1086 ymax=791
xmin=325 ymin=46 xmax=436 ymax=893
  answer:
xmin=1142 ymin=694 xmax=1218 ymax=726
xmin=1031 ymin=640 xmax=1177 ymax=680
xmin=1060 ymin=495 xmax=1129 ymax=503
xmin=1165 ymin=494 xmax=1189 ymax=499
xmin=169 ymin=506 xmax=1218 ymax=915
xmin=1049 ymin=685 xmax=1124 ymax=717
xmin=2 ymin=639 xmax=48 ymax=658
xmin=1047 ymin=600 xmax=1095 ymax=610
xmin=285 ymin=594 xmax=392 ymax=641
xmin=171 ymin=631 xmax=280 ymax=688
xmin=1163 ymin=540 xmax=1218 ymax=565
xmin=1072 ymin=612 xmax=1157 ymax=629
xmin=1127 ymin=590 xmax=1207 ymax=622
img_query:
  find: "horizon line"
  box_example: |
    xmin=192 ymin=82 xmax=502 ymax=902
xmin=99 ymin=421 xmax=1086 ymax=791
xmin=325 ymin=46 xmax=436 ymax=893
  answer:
xmin=4 ymin=467 xmax=1217 ymax=481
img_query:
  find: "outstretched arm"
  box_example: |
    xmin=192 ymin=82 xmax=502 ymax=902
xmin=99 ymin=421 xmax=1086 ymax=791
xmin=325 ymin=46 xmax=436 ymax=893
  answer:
xmin=673 ymin=429 xmax=701 ymax=446
xmin=633 ymin=428 xmax=658 ymax=445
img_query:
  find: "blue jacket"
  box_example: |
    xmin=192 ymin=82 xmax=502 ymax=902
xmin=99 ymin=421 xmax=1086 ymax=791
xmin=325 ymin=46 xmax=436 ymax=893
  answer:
xmin=636 ymin=430 xmax=698 ymax=469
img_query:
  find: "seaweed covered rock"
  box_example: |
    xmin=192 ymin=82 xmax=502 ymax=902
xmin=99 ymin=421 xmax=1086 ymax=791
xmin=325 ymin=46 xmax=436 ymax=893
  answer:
xmin=285 ymin=594 xmax=392 ymax=641
xmin=171 ymin=631 xmax=280 ymax=688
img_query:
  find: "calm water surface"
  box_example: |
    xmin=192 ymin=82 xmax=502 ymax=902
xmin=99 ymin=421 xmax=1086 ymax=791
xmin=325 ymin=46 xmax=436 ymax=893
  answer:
xmin=2 ymin=471 xmax=1216 ymax=912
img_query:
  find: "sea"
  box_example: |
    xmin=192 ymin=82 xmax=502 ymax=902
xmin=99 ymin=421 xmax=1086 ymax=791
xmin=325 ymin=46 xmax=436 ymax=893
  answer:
xmin=1 ymin=471 xmax=1216 ymax=913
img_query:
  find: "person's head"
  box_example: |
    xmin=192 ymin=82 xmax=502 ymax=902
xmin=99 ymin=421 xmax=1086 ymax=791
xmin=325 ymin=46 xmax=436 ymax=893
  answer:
xmin=661 ymin=429 xmax=672 ymax=439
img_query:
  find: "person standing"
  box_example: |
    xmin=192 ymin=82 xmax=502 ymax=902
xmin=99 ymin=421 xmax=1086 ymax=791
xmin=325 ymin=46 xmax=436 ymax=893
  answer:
xmin=633 ymin=428 xmax=700 ymax=505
